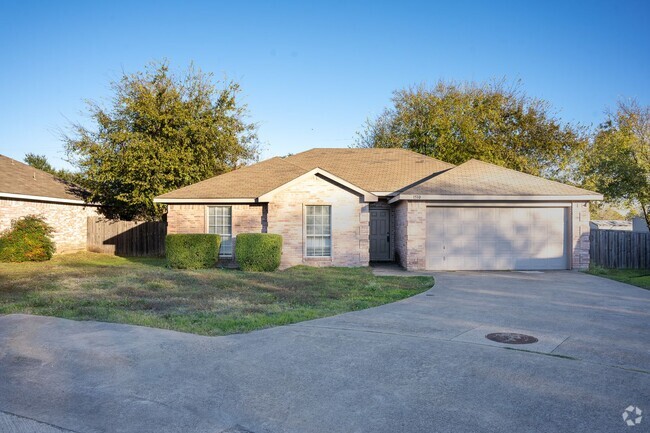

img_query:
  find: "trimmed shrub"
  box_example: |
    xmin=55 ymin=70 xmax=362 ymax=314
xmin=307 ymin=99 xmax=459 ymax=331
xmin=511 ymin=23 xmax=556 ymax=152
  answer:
xmin=235 ymin=233 xmax=283 ymax=272
xmin=166 ymin=234 xmax=221 ymax=269
xmin=0 ymin=215 xmax=55 ymax=262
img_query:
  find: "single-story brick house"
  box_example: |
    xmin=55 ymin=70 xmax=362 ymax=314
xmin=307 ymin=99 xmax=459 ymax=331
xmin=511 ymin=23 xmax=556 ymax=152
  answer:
xmin=0 ymin=154 xmax=98 ymax=253
xmin=154 ymin=148 xmax=602 ymax=271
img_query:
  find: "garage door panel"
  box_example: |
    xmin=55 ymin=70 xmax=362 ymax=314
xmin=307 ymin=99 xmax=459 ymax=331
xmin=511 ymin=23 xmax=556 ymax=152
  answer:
xmin=426 ymin=206 xmax=568 ymax=271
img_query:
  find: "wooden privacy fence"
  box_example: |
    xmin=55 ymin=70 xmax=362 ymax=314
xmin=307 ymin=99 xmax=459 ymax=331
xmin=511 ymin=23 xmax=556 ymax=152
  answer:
xmin=87 ymin=217 xmax=167 ymax=257
xmin=590 ymin=229 xmax=650 ymax=269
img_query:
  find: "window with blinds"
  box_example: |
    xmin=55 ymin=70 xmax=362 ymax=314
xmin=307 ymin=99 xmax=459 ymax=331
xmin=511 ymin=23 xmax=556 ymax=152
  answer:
xmin=305 ymin=205 xmax=331 ymax=257
xmin=208 ymin=206 xmax=232 ymax=257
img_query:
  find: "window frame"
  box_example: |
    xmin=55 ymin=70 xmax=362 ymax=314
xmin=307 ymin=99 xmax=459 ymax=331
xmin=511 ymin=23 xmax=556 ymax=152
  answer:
xmin=304 ymin=204 xmax=332 ymax=258
xmin=206 ymin=205 xmax=233 ymax=257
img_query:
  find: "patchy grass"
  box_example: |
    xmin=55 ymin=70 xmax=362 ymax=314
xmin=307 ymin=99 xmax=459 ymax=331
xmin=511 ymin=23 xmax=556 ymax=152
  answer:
xmin=587 ymin=267 xmax=650 ymax=290
xmin=0 ymin=252 xmax=433 ymax=336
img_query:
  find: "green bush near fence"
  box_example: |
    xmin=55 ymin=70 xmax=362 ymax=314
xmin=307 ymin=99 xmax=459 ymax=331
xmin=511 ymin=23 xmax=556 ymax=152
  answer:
xmin=235 ymin=233 xmax=283 ymax=272
xmin=0 ymin=215 xmax=56 ymax=262
xmin=165 ymin=234 xmax=221 ymax=269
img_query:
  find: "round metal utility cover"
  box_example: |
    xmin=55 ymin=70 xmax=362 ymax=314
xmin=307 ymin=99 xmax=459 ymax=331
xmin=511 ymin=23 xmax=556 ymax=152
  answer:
xmin=485 ymin=332 xmax=538 ymax=344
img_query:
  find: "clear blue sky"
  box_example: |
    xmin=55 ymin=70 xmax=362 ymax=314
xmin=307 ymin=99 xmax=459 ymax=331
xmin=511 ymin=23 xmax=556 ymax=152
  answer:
xmin=1 ymin=0 xmax=648 ymax=169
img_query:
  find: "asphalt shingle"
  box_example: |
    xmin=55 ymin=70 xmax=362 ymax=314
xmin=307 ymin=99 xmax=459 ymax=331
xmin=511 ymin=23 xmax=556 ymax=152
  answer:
xmin=0 ymin=154 xmax=84 ymax=202
xmin=401 ymin=159 xmax=601 ymax=197
xmin=156 ymin=148 xmax=454 ymax=200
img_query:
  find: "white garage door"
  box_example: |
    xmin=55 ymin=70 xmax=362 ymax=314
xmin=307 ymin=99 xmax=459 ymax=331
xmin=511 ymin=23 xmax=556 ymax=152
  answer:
xmin=426 ymin=207 xmax=569 ymax=271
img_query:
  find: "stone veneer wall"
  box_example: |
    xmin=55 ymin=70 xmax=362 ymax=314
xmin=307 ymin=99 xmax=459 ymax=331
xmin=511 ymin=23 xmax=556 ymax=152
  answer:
xmin=0 ymin=198 xmax=98 ymax=253
xmin=266 ymin=174 xmax=370 ymax=268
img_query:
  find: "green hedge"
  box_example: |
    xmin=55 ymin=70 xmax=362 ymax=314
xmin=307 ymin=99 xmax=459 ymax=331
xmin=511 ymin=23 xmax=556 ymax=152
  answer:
xmin=0 ymin=215 xmax=55 ymax=262
xmin=166 ymin=234 xmax=221 ymax=269
xmin=235 ymin=233 xmax=283 ymax=272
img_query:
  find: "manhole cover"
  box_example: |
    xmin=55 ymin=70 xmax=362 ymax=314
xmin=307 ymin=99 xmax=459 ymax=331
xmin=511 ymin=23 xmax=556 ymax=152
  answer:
xmin=485 ymin=332 xmax=538 ymax=344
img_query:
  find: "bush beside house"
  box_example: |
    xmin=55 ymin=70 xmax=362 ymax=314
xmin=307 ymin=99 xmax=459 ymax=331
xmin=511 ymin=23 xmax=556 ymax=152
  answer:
xmin=235 ymin=233 xmax=283 ymax=272
xmin=166 ymin=234 xmax=221 ymax=269
xmin=0 ymin=215 xmax=56 ymax=262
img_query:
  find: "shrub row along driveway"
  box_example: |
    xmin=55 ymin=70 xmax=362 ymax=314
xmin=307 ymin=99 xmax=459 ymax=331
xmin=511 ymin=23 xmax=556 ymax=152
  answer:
xmin=0 ymin=270 xmax=648 ymax=432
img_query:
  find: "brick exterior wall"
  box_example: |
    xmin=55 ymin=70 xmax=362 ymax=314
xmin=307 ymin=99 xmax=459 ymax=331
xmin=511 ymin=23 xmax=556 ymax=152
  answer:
xmin=394 ymin=202 xmax=407 ymax=268
xmin=0 ymin=198 xmax=98 ymax=253
xmin=167 ymin=177 xmax=370 ymax=269
xmin=266 ymin=174 xmax=370 ymax=268
xmin=571 ymin=201 xmax=591 ymax=270
xmin=394 ymin=201 xmax=427 ymax=270
xmin=167 ymin=203 xmax=266 ymax=266
xmin=167 ymin=204 xmax=266 ymax=238
xmin=165 ymin=197 xmax=592 ymax=271
xmin=167 ymin=204 xmax=206 ymax=234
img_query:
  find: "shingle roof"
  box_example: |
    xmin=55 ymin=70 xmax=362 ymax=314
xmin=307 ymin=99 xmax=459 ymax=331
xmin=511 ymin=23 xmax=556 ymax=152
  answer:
xmin=156 ymin=157 xmax=311 ymax=200
xmin=156 ymin=148 xmax=455 ymax=200
xmin=0 ymin=154 xmax=86 ymax=203
xmin=285 ymin=148 xmax=455 ymax=192
xmin=400 ymin=159 xmax=601 ymax=198
xmin=155 ymin=149 xmax=602 ymax=202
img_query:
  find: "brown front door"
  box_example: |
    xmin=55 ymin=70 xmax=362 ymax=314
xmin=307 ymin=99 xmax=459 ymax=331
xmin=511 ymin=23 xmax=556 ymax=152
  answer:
xmin=370 ymin=209 xmax=390 ymax=261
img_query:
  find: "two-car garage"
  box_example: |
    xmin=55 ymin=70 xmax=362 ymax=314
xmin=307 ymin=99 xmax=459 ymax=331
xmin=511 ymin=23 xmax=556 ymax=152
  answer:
xmin=425 ymin=206 xmax=570 ymax=271
xmin=389 ymin=159 xmax=601 ymax=271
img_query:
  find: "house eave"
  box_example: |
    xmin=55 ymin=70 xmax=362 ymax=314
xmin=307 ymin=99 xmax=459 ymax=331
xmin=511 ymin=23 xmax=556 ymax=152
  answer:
xmin=370 ymin=191 xmax=398 ymax=197
xmin=0 ymin=192 xmax=92 ymax=205
xmin=153 ymin=197 xmax=258 ymax=204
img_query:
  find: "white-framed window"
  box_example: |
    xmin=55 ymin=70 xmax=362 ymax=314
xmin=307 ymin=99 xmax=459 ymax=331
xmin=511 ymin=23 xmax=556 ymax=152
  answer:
xmin=208 ymin=206 xmax=232 ymax=257
xmin=305 ymin=205 xmax=331 ymax=257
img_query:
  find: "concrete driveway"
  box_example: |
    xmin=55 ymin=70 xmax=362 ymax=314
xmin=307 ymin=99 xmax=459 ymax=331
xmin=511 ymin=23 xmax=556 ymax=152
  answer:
xmin=0 ymin=271 xmax=648 ymax=433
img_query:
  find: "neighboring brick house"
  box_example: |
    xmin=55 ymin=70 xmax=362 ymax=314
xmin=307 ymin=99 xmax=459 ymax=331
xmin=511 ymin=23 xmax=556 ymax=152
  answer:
xmin=155 ymin=148 xmax=602 ymax=270
xmin=0 ymin=154 xmax=98 ymax=253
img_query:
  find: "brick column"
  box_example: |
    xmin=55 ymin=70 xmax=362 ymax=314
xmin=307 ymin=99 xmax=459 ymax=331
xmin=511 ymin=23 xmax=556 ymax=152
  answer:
xmin=571 ymin=202 xmax=590 ymax=269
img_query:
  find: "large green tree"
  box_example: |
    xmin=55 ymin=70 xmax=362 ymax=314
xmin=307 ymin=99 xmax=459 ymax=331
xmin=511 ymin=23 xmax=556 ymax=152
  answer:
xmin=581 ymin=100 xmax=650 ymax=228
xmin=356 ymin=80 xmax=587 ymax=178
xmin=64 ymin=61 xmax=258 ymax=220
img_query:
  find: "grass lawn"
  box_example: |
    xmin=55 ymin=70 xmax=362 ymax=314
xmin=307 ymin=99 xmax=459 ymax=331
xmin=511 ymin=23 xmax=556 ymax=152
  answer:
xmin=0 ymin=253 xmax=433 ymax=336
xmin=587 ymin=267 xmax=650 ymax=290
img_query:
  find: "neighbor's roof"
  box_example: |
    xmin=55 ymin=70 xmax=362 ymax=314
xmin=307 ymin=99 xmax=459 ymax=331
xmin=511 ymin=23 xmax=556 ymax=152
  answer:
xmin=155 ymin=148 xmax=454 ymax=201
xmin=395 ymin=159 xmax=603 ymax=200
xmin=0 ymin=154 xmax=86 ymax=204
xmin=589 ymin=220 xmax=632 ymax=231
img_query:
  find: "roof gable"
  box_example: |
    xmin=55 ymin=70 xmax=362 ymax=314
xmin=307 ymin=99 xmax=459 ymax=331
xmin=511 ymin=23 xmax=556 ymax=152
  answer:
xmin=394 ymin=159 xmax=602 ymax=201
xmin=0 ymin=154 xmax=86 ymax=203
xmin=285 ymin=148 xmax=454 ymax=193
xmin=258 ymin=167 xmax=378 ymax=202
